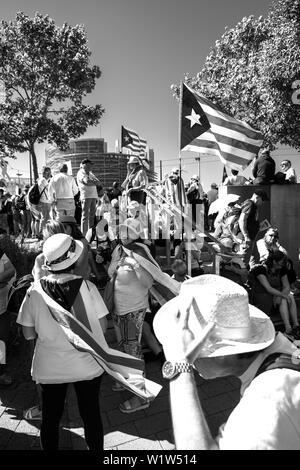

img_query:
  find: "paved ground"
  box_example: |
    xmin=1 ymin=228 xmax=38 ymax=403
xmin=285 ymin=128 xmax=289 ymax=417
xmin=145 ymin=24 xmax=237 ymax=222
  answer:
xmin=0 ymin=320 xmax=241 ymax=451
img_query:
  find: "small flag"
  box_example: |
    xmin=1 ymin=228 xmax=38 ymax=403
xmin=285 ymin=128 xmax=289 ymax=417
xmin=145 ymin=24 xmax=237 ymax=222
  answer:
xmin=181 ymin=84 xmax=263 ymax=170
xmin=222 ymin=166 xmax=228 ymax=183
xmin=121 ymin=125 xmax=147 ymax=157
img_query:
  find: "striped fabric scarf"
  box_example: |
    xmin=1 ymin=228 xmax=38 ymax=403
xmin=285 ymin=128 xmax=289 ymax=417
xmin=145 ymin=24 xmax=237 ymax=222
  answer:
xmin=35 ymin=275 xmax=161 ymax=400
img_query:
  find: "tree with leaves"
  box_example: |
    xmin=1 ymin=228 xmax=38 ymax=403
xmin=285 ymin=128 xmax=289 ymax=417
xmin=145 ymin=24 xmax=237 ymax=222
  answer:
xmin=0 ymin=12 xmax=104 ymax=180
xmin=172 ymin=0 xmax=300 ymax=150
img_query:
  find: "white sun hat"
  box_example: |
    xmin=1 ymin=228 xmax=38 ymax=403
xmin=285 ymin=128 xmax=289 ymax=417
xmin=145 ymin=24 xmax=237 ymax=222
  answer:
xmin=153 ymin=274 xmax=275 ymax=358
xmin=43 ymin=233 xmax=84 ymax=272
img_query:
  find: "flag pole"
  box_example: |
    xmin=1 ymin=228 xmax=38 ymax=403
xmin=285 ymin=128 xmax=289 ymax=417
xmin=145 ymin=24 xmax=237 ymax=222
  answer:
xmin=179 ymin=81 xmax=192 ymax=277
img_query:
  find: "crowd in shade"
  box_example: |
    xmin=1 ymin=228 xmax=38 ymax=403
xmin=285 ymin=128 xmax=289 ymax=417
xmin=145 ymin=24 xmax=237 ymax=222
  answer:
xmin=0 ymin=148 xmax=299 ymax=450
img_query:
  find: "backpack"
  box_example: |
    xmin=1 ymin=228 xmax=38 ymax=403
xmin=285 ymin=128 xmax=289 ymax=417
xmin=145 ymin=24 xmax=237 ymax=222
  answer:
xmin=15 ymin=194 xmax=26 ymax=211
xmin=28 ymin=183 xmax=46 ymax=205
xmin=7 ymin=274 xmax=34 ymax=314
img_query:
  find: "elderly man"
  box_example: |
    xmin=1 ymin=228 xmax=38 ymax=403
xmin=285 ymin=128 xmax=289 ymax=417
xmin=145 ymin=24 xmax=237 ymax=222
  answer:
xmin=275 ymin=160 xmax=297 ymax=184
xmin=76 ymin=159 xmax=101 ymax=236
xmin=48 ymin=164 xmax=79 ymax=219
xmin=154 ymin=274 xmax=300 ymax=450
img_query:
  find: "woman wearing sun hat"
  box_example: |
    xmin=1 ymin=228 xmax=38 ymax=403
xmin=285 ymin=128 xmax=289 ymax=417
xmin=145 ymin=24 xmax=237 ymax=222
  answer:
xmin=153 ymin=274 xmax=300 ymax=450
xmin=17 ymin=233 xmax=108 ymax=450
xmin=121 ymin=156 xmax=148 ymax=205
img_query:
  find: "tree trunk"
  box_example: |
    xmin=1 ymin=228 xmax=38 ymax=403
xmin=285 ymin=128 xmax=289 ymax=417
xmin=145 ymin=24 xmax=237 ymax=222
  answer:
xmin=30 ymin=144 xmax=39 ymax=182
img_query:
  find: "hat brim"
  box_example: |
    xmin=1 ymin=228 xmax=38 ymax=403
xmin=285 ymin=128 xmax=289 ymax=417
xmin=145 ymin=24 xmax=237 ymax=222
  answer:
xmin=44 ymin=239 xmax=84 ymax=272
xmin=153 ymin=297 xmax=275 ymax=358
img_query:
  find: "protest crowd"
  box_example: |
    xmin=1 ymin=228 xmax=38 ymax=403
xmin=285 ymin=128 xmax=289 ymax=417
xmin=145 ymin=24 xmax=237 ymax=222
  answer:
xmin=0 ymin=146 xmax=300 ymax=451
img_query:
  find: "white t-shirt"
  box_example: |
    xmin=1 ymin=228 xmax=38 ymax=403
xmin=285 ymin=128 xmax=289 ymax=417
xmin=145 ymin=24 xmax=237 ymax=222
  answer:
xmin=218 ymin=333 xmax=300 ymax=449
xmin=17 ymin=278 xmax=108 ymax=384
xmin=76 ymin=168 xmax=98 ymax=200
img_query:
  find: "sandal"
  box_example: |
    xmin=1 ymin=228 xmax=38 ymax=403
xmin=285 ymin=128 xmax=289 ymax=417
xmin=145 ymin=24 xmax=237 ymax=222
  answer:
xmin=23 ymin=405 xmax=42 ymax=421
xmin=119 ymin=396 xmax=150 ymax=414
xmin=0 ymin=373 xmax=13 ymax=387
xmin=112 ymin=382 xmax=125 ymax=392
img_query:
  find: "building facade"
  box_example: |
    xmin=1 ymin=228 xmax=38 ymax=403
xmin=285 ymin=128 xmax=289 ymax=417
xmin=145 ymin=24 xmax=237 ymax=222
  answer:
xmin=45 ymin=138 xmax=129 ymax=189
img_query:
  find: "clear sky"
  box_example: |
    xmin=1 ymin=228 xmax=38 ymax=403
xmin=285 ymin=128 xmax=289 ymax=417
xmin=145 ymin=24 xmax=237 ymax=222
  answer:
xmin=2 ymin=0 xmax=299 ymax=190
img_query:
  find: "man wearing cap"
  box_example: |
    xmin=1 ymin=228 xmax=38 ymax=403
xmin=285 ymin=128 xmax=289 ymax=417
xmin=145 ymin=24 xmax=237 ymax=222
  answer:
xmin=48 ymin=163 xmax=79 ymax=220
xmin=252 ymin=149 xmax=275 ymax=185
xmin=76 ymin=159 xmax=101 ymax=236
xmin=238 ymin=189 xmax=269 ymax=268
xmin=153 ymin=274 xmax=300 ymax=450
xmin=186 ymin=175 xmax=204 ymax=229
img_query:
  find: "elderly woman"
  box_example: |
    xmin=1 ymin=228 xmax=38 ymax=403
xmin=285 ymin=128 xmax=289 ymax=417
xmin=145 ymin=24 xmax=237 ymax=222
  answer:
xmin=121 ymin=156 xmax=148 ymax=205
xmin=17 ymin=233 xmax=108 ymax=450
xmin=108 ymin=217 xmax=153 ymax=413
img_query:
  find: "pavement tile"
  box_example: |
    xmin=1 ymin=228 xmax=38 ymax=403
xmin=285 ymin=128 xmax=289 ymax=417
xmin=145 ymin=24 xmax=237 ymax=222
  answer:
xmin=117 ymin=435 xmax=163 ymax=450
xmin=107 ymin=407 xmax=146 ymax=427
xmin=134 ymin=411 xmax=172 ymax=436
xmin=156 ymin=430 xmax=175 ymax=450
xmin=144 ymin=394 xmax=170 ymax=417
xmin=104 ymin=423 xmax=139 ymax=448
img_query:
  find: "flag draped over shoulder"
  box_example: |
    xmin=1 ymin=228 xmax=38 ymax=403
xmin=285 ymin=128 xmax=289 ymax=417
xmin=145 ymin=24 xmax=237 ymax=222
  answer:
xmin=35 ymin=276 xmax=161 ymax=400
xmin=181 ymin=83 xmax=263 ymax=171
xmin=122 ymin=242 xmax=181 ymax=305
xmin=121 ymin=125 xmax=147 ymax=158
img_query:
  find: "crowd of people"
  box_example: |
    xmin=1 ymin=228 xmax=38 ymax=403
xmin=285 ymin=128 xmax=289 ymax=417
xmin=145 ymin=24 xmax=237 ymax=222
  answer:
xmin=0 ymin=149 xmax=299 ymax=450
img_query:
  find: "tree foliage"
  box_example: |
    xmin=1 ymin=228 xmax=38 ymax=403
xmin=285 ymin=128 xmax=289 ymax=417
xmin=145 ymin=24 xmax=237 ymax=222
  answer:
xmin=172 ymin=0 xmax=300 ymax=150
xmin=0 ymin=12 xmax=104 ymax=179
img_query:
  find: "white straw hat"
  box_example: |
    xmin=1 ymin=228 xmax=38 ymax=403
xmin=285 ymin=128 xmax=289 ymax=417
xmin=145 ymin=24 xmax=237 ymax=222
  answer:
xmin=43 ymin=234 xmax=83 ymax=272
xmin=153 ymin=274 xmax=275 ymax=358
xmin=128 ymin=156 xmax=140 ymax=164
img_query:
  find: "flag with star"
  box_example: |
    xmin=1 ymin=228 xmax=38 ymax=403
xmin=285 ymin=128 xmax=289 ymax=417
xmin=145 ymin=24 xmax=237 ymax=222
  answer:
xmin=181 ymin=83 xmax=263 ymax=170
xmin=180 ymin=83 xmax=211 ymax=150
xmin=121 ymin=125 xmax=147 ymax=157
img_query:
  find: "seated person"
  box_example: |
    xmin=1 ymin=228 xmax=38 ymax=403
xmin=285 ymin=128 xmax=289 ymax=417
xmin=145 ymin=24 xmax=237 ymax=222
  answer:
xmin=274 ymin=160 xmax=297 ymax=184
xmin=171 ymin=259 xmax=191 ymax=283
xmin=223 ymin=169 xmax=247 ymax=186
xmin=249 ymin=251 xmax=300 ymax=340
xmin=256 ymin=228 xmax=297 ymax=292
xmin=213 ymin=204 xmax=243 ymax=252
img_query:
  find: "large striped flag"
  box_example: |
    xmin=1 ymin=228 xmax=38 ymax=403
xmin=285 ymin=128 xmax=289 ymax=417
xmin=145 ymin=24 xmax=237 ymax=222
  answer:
xmin=33 ymin=277 xmax=162 ymax=400
xmin=121 ymin=125 xmax=147 ymax=158
xmin=180 ymin=83 xmax=263 ymax=170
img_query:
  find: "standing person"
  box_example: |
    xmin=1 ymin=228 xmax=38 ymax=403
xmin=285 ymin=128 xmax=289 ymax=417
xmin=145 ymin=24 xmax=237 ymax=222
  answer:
xmin=186 ymin=175 xmax=204 ymax=229
xmin=48 ymin=163 xmax=79 ymax=219
xmin=76 ymin=159 xmax=101 ymax=236
xmin=206 ymin=183 xmax=218 ymax=232
xmin=37 ymin=166 xmax=52 ymax=237
xmin=17 ymin=233 xmax=108 ymax=450
xmin=121 ymin=156 xmax=148 ymax=206
xmin=252 ymin=149 xmax=275 ymax=185
xmin=153 ymin=274 xmax=300 ymax=450
xmin=108 ymin=218 xmax=153 ymax=413
xmin=238 ymin=189 xmax=269 ymax=268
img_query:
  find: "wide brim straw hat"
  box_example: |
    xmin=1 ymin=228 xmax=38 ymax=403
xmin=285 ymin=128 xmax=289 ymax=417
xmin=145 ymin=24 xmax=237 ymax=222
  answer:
xmin=43 ymin=233 xmax=84 ymax=272
xmin=153 ymin=274 xmax=275 ymax=358
xmin=128 ymin=156 xmax=140 ymax=165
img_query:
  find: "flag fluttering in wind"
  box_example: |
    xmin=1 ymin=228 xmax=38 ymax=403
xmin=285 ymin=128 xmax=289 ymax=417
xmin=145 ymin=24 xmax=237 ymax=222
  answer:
xmin=121 ymin=125 xmax=147 ymax=158
xmin=180 ymin=83 xmax=263 ymax=170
